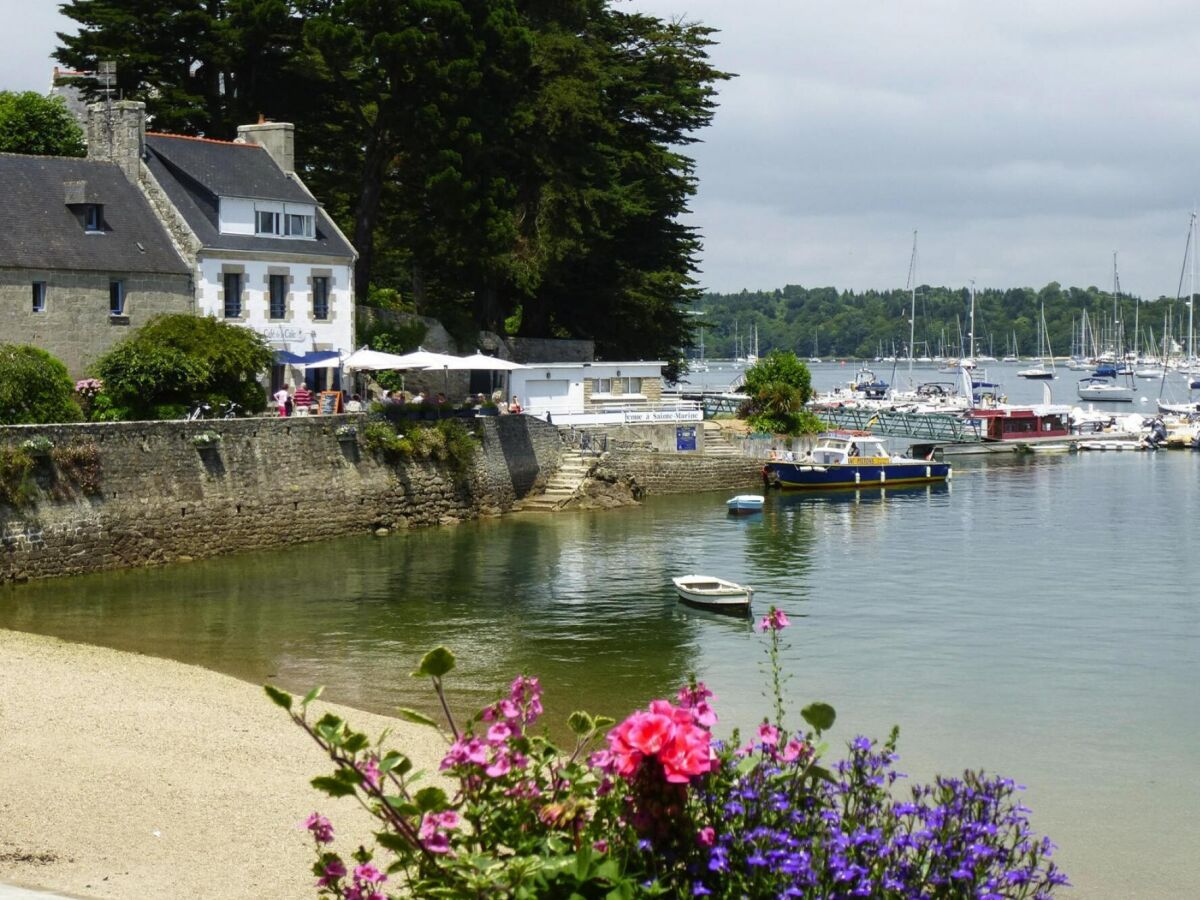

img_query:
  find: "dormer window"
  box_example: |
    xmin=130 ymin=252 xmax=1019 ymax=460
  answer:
xmin=255 ymin=210 xmax=279 ymax=235
xmin=248 ymin=203 xmax=316 ymax=238
xmin=285 ymin=213 xmax=313 ymax=238
xmin=85 ymin=204 xmax=102 ymax=233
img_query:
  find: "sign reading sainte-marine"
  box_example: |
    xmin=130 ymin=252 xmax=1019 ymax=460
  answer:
xmin=625 ymin=409 xmax=703 ymax=424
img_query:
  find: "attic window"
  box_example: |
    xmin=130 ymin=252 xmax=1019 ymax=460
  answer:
xmin=255 ymin=210 xmax=279 ymax=235
xmin=85 ymin=204 xmax=102 ymax=233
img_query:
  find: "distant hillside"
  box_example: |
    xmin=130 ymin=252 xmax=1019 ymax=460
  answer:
xmin=696 ymin=283 xmax=1194 ymax=360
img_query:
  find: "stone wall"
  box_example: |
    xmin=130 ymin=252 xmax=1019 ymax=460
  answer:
xmin=0 ymin=267 xmax=194 ymax=378
xmin=0 ymin=414 xmax=563 ymax=582
xmin=599 ymin=449 xmax=763 ymax=496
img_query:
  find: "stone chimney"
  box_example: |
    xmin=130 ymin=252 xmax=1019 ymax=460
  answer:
xmin=86 ymin=100 xmax=146 ymax=183
xmin=236 ymin=120 xmax=295 ymax=173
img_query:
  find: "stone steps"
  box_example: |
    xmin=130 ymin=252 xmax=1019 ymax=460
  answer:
xmin=702 ymin=422 xmax=740 ymax=456
xmin=515 ymin=451 xmax=591 ymax=511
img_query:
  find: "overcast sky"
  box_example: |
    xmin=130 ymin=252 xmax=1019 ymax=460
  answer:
xmin=5 ymin=0 xmax=1200 ymax=298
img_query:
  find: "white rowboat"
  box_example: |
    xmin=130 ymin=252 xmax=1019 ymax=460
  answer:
xmin=672 ymin=575 xmax=753 ymax=616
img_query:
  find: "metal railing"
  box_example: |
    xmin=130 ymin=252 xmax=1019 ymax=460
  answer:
xmin=816 ymin=407 xmax=982 ymax=442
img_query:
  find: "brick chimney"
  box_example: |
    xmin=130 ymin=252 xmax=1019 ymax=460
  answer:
xmin=86 ymin=100 xmax=145 ymax=183
xmin=236 ymin=120 xmax=295 ymax=173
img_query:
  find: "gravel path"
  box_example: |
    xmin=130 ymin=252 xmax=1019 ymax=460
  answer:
xmin=0 ymin=629 xmax=447 ymax=899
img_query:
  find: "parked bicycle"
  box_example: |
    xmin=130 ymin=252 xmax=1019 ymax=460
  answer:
xmin=184 ymin=402 xmax=211 ymax=421
xmin=219 ymin=401 xmax=241 ymax=419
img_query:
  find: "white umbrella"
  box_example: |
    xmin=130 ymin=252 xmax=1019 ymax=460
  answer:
xmin=387 ymin=347 xmax=467 ymax=369
xmin=342 ymin=348 xmax=428 ymax=371
xmin=447 ymin=352 xmax=526 ymax=371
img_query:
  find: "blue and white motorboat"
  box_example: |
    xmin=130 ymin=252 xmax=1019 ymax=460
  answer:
xmin=763 ymin=432 xmax=951 ymax=490
xmin=726 ymin=494 xmax=765 ymax=514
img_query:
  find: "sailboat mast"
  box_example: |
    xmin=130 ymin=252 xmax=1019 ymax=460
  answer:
xmin=1191 ymin=211 xmax=1196 ymax=366
xmin=906 ymin=230 xmax=918 ymax=378
xmin=968 ymin=280 xmax=976 ymax=364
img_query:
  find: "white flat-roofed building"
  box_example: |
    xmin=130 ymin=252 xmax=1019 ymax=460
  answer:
xmin=509 ymin=362 xmax=700 ymax=425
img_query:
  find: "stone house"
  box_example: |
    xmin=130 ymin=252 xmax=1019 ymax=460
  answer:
xmin=87 ymin=101 xmax=357 ymax=394
xmin=0 ymin=151 xmax=192 ymax=377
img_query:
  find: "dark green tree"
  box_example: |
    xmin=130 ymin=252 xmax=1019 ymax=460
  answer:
xmin=0 ymin=92 xmax=86 ymax=156
xmin=0 ymin=345 xmax=82 ymax=424
xmin=93 ymin=314 xmax=273 ymax=419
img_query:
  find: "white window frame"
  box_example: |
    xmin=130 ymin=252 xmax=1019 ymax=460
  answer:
xmin=32 ymin=282 xmax=46 ymax=313
xmin=255 ymin=210 xmax=280 ymax=236
xmin=285 ymin=213 xmax=314 ymax=238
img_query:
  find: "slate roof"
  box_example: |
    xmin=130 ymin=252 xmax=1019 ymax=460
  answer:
xmin=145 ymin=134 xmax=355 ymax=260
xmin=0 ymin=153 xmax=189 ymax=275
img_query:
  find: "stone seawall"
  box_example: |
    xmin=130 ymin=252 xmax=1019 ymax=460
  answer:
xmin=0 ymin=414 xmax=563 ymax=582
xmin=600 ymin=450 xmax=764 ymax=495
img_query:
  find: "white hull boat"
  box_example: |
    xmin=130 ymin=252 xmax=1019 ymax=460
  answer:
xmin=672 ymin=575 xmax=753 ymax=616
xmin=726 ymin=494 xmax=765 ymax=514
xmin=1077 ymin=378 xmax=1134 ymax=402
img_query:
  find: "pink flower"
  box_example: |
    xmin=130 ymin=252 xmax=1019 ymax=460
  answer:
xmin=697 ymin=827 xmax=716 ymax=847
xmin=423 ymin=831 xmax=452 ymax=854
xmin=485 ymin=753 xmax=511 ymax=778
xmin=758 ymin=723 xmax=780 ymax=747
xmin=625 ymin=712 xmax=675 ymax=754
xmin=316 ymin=857 xmax=346 ymax=887
xmin=303 ymin=812 xmax=334 ymax=844
xmin=781 ymin=739 xmax=808 ymax=762
xmin=358 ymin=756 xmax=381 ymax=791
xmin=605 ymin=701 xmax=713 ymax=783
xmin=487 ymin=722 xmax=513 ymax=743
xmin=499 ymin=699 xmax=521 ymax=720
xmin=593 ymin=839 xmax=609 ymax=853
xmin=757 ymin=607 xmax=790 ymax=632
xmin=691 ymin=700 xmax=717 ymax=728
xmin=353 ymin=863 xmax=386 ymax=884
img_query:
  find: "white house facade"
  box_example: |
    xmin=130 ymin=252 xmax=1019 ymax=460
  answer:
xmin=133 ymin=117 xmax=357 ymax=392
xmin=510 ymin=361 xmax=700 ymax=425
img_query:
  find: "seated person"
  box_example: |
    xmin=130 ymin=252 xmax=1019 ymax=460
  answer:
xmin=345 ymin=393 xmax=363 ymax=413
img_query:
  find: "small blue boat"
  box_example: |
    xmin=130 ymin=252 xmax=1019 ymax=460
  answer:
xmin=764 ymin=432 xmax=951 ymax=490
xmin=726 ymin=494 xmax=765 ymax=514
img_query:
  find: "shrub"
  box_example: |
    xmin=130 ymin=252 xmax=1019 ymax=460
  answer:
xmin=0 ymin=446 xmax=36 ymax=508
xmin=0 ymin=344 xmax=82 ymax=425
xmin=739 ymin=350 xmax=824 ymax=435
xmin=93 ymin=314 xmax=272 ymax=420
xmin=191 ymin=431 xmax=223 ymax=448
xmin=50 ymin=442 xmax=102 ymax=497
xmin=0 ymin=91 xmax=85 ymax=157
xmin=362 ymin=419 xmax=477 ymax=472
xmin=275 ymin=611 xmax=1067 ymax=898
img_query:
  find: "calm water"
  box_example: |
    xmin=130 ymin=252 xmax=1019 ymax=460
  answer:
xmin=2 ymin=450 xmax=1198 ymax=895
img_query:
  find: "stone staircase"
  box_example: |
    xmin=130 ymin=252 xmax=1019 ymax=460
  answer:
xmin=517 ymin=450 xmax=592 ymax=511
xmin=702 ymin=421 xmax=740 ymax=456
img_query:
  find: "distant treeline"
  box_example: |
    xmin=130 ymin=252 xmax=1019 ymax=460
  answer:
xmin=697 ymin=283 xmax=1197 ymax=360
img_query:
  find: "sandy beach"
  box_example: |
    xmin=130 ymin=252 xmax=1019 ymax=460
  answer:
xmin=0 ymin=629 xmax=447 ymax=899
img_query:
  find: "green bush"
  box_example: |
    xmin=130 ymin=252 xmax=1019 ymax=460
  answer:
xmin=739 ymin=350 xmax=824 ymax=436
xmin=0 ymin=91 xmax=85 ymax=157
xmin=0 ymin=446 xmax=36 ymax=508
xmin=0 ymin=344 xmax=82 ymax=425
xmin=361 ymin=419 xmax=477 ymax=472
xmin=93 ymin=315 xmax=273 ymax=420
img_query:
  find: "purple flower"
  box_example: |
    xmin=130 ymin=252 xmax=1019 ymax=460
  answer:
xmin=303 ymin=812 xmax=334 ymax=844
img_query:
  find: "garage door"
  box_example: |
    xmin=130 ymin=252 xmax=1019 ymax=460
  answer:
xmin=523 ymin=379 xmax=571 ymax=414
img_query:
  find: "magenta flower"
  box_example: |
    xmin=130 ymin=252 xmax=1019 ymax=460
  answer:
xmin=593 ymin=839 xmax=609 ymax=853
xmin=758 ymin=723 xmax=780 ymax=747
xmin=353 ymin=863 xmax=386 ymax=885
xmin=303 ymin=812 xmax=335 ymax=844
xmin=316 ymin=857 xmax=346 ymax=887
xmin=487 ymin=722 xmax=513 ymax=743
xmin=757 ymin=607 xmax=790 ymax=632
xmin=358 ymin=755 xmax=381 ymax=791
xmin=697 ymin=826 xmax=716 ymax=847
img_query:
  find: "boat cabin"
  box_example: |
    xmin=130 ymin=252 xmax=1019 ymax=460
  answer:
xmin=812 ymin=432 xmax=892 ymax=465
xmin=969 ymin=406 xmax=1071 ymax=441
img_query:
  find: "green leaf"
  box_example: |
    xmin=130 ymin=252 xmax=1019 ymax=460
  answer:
xmin=396 ymin=707 xmax=441 ymax=728
xmin=808 ymin=763 xmax=837 ymax=785
xmin=414 ymin=786 xmax=448 ymax=812
xmin=593 ymin=716 xmax=615 ymax=730
xmin=379 ymin=751 xmax=410 ymax=775
xmin=374 ymin=831 xmax=415 ymax=853
xmin=412 ymin=646 xmax=456 ymax=679
xmin=301 ymin=686 xmax=324 ymax=707
xmin=342 ymin=732 xmax=369 ymax=754
xmin=606 ymin=881 xmax=636 ymax=900
xmin=567 ymin=711 xmax=594 ymax=736
xmin=263 ymin=685 xmax=293 ymax=710
xmin=311 ymin=775 xmax=358 ymax=798
xmin=801 ymin=701 xmax=837 ymax=733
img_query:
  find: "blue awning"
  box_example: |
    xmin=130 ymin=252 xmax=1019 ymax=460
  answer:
xmin=275 ymin=350 xmax=343 ymax=368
